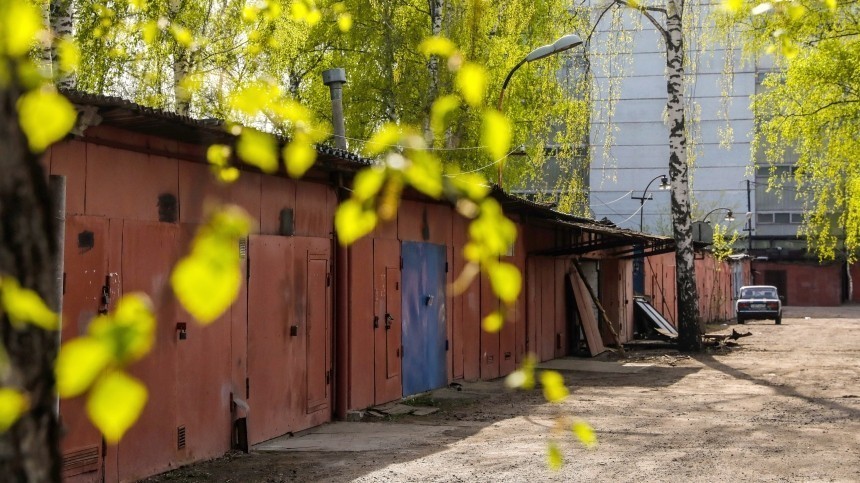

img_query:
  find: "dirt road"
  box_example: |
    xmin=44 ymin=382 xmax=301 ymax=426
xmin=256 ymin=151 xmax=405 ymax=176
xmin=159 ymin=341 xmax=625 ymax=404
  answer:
xmin=148 ymin=307 xmax=860 ymax=482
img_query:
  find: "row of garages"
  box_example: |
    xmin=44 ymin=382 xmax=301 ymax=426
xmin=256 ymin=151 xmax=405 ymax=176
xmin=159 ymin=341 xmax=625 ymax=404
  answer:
xmin=55 ymin=91 xmax=741 ymax=482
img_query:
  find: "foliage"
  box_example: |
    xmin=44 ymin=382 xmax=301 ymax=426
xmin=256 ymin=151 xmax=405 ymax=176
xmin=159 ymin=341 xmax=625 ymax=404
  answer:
xmin=0 ymin=0 xmax=596 ymax=470
xmin=711 ymin=223 xmax=740 ymax=261
xmin=70 ymin=0 xmax=592 ymax=213
xmin=716 ymin=0 xmax=860 ymax=261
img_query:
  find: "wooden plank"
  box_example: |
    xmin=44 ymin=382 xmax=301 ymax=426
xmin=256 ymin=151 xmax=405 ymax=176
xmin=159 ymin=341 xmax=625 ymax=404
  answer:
xmin=568 ymin=271 xmax=606 ymax=357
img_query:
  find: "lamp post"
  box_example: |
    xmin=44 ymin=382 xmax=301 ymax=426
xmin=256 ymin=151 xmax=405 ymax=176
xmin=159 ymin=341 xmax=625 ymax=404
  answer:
xmin=700 ymin=207 xmax=735 ymax=224
xmin=631 ymin=174 xmax=670 ymax=232
xmin=496 ymin=33 xmax=583 ymax=187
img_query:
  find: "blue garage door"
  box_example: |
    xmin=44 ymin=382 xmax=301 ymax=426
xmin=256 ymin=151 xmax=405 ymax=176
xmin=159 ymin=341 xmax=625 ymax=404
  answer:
xmin=401 ymin=241 xmax=447 ymax=396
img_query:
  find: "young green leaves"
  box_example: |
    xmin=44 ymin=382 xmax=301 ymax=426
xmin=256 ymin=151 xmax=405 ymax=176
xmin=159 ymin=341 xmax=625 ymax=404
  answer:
xmin=55 ymin=294 xmax=156 ymax=443
xmin=171 ymin=205 xmax=251 ymax=325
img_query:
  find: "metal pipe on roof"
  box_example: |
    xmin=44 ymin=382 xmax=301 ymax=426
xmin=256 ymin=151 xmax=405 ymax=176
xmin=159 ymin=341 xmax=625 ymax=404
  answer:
xmin=322 ymin=68 xmax=348 ymax=151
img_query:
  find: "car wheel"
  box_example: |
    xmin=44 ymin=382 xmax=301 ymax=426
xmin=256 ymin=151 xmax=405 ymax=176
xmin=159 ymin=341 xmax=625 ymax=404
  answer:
xmin=775 ymin=316 xmax=781 ymax=325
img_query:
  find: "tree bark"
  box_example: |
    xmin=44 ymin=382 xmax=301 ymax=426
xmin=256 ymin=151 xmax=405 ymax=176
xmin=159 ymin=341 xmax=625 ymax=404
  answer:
xmin=424 ymin=0 xmax=444 ymax=142
xmin=0 ymin=73 xmax=63 ymax=481
xmin=171 ymin=1 xmax=191 ymax=116
xmin=50 ymin=0 xmax=76 ymax=90
xmin=665 ymin=0 xmax=701 ymax=351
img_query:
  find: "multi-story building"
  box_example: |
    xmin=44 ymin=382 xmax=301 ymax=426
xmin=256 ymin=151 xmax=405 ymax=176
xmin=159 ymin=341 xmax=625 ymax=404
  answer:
xmin=582 ymin=7 xmax=851 ymax=305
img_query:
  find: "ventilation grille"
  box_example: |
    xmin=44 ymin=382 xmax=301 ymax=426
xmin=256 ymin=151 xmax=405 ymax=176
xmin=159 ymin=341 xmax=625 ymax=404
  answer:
xmin=177 ymin=425 xmax=186 ymax=450
xmin=239 ymin=238 xmax=248 ymax=259
xmin=62 ymin=445 xmax=99 ymax=476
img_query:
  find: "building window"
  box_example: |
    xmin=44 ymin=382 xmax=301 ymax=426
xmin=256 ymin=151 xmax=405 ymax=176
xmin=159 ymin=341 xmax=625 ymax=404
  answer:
xmin=758 ymin=213 xmax=774 ymax=224
xmin=774 ymin=213 xmax=791 ymax=224
xmin=790 ymin=213 xmax=804 ymax=224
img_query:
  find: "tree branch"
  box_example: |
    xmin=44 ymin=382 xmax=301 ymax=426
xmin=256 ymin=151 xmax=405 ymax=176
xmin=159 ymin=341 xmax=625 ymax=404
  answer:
xmin=613 ymin=0 xmax=669 ymax=38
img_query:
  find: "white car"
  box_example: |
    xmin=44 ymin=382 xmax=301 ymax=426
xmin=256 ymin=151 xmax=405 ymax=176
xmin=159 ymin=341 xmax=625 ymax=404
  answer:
xmin=736 ymin=285 xmax=783 ymax=325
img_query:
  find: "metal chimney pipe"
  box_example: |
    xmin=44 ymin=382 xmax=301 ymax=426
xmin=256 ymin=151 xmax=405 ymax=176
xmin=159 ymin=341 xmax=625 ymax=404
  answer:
xmin=322 ymin=68 xmax=348 ymax=151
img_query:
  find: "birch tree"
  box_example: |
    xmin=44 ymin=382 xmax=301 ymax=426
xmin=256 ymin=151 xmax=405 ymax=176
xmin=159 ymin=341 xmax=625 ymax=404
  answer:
xmin=717 ymin=0 xmax=860 ymax=262
xmin=589 ymin=0 xmax=702 ymax=350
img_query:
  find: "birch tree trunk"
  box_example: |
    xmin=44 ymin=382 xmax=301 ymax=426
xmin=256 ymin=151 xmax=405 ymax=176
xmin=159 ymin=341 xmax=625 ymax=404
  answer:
xmin=665 ymin=0 xmax=701 ymax=351
xmin=0 ymin=79 xmax=63 ymax=482
xmin=170 ymin=0 xmax=191 ymax=116
xmin=50 ymin=0 xmax=76 ymax=90
xmin=424 ymin=0 xmax=444 ymax=142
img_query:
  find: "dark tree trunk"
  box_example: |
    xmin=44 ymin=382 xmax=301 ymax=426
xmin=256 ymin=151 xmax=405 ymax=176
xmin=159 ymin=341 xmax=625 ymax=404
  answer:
xmin=0 ymin=74 xmax=63 ymax=482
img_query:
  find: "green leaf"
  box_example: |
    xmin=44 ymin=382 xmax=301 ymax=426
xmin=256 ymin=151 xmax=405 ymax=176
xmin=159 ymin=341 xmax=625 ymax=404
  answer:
xmin=236 ymin=128 xmax=278 ymax=173
xmin=456 ymin=63 xmax=488 ymax=108
xmin=418 ymin=36 xmax=458 ymax=58
xmin=88 ymin=294 xmax=156 ymax=363
xmin=430 ymin=95 xmax=460 ymax=141
xmin=3 ymin=0 xmax=42 ymax=57
xmin=404 ymin=151 xmax=443 ymax=198
xmin=547 ymin=441 xmax=563 ymax=470
xmin=504 ymin=366 xmax=534 ymax=390
xmin=172 ymin=242 xmax=241 ymax=324
xmin=572 ymin=420 xmax=597 ymax=448
xmin=0 ymin=388 xmax=28 ymax=432
xmin=170 ymin=24 xmax=194 ymax=47
xmin=87 ymin=371 xmax=148 ymax=444
xmin=481 ymin=109 xmax=512 ymax=161
xmin=57 ymin=36 xmax=81 ymax=74
xmin=335 ymin=199 xmax=378 ymax=246
xmin=337 ymin=13 xmax=353 ymax=32
xmin=229 ymin=82 xmax=281 ymax=117
xmin=450 ymin=173 xmax=490 ymax=201
xmin=0 ymin=277 xmax=58 ymax=330
xmin=364 ymin=123 xmax=401 ymax=156
xmin=720 ymin=0 xmax=744 ymax=12
xmin=207 ymin=144 xmax=232 ymax=167
xmin=482 ymin=311 xmax=503 ymax=333
xmin=487 ymin=261 xmax=521 ymax=304
xmin=172 ymin=207 xmax=250 ymax=324
xmin=353 ymin=167 xmax=386 ymax=202
xmin=283 ymin=138 xmax=317 ymax=178
xmin=56 ymin=337 xmax=113 ymax=398
xmin=17 ymin=88 xmax=77 ymax=153
xmin=540 ymin=370 xmax=569 ymax=403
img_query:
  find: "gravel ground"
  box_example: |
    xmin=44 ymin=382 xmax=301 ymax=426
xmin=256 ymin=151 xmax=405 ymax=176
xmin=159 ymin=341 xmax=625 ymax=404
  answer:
xmin=146 ymin=306 xmax=860 ymax=482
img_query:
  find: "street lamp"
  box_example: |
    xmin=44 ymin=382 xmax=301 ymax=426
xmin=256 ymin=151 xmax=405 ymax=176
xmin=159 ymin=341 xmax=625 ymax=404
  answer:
xmin=496 ymin=33 xmax=583 ymax=186
xmin=700 ymin=207 xmax=735 ymax=223
xmin=631 ymin=174 xmax=670 ymax=231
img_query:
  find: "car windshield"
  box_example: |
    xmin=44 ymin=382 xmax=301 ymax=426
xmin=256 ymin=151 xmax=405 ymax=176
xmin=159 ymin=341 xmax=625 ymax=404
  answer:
xmin=741 ymin=288 xmax=777 ymax=299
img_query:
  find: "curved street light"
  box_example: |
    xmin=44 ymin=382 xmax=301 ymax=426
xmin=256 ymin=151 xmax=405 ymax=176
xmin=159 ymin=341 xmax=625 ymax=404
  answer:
xmin=700 ymin=207 xmax=735 ymax=223
xmin=496 ymin=33 xmax=583 ymax=187
xmin=631 ymin=174 xmax=670 ymax=231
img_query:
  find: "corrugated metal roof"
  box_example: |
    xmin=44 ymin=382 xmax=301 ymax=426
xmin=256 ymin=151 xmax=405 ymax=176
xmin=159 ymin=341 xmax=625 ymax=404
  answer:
xmin=62 ymin=88 xmax=373 ymax=167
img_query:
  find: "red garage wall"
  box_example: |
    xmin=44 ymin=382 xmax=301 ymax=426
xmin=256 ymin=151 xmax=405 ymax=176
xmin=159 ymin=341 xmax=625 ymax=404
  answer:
xmin=49 ymin=130 xmax=336 ymax=482
xmin=752 ymin=261 xmax=842 ymax=306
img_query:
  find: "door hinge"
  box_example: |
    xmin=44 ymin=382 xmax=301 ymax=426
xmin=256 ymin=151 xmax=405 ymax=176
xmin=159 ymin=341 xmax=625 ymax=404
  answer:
xmin=246 ymin=256 xmax=251 ymax=280
xmin=400 ymin=257 xmax=403 ymax=269
xmin=445 ymin=339 xmax=449 ymax=351
xmin=326 ymin=370 xmax=331 ymax=384
xmin=445 ymin=262 xmax=448 ymax=273
xmin=245 ymin=378 xmax=250 ymax=399
xmin=326 ymin=273 xmax=331 ymax=287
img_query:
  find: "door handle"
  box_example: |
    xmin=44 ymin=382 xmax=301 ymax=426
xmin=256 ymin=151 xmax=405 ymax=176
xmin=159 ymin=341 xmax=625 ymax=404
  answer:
xmin=373 ymin=315 xmax=379 ymax=329
xmin=385 ymin=313 xmax=394 ymax=330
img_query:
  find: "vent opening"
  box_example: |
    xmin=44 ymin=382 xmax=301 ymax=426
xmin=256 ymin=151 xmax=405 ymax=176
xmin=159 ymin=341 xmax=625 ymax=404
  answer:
xmin=177 ymin=425 xmax=186 ymax=450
